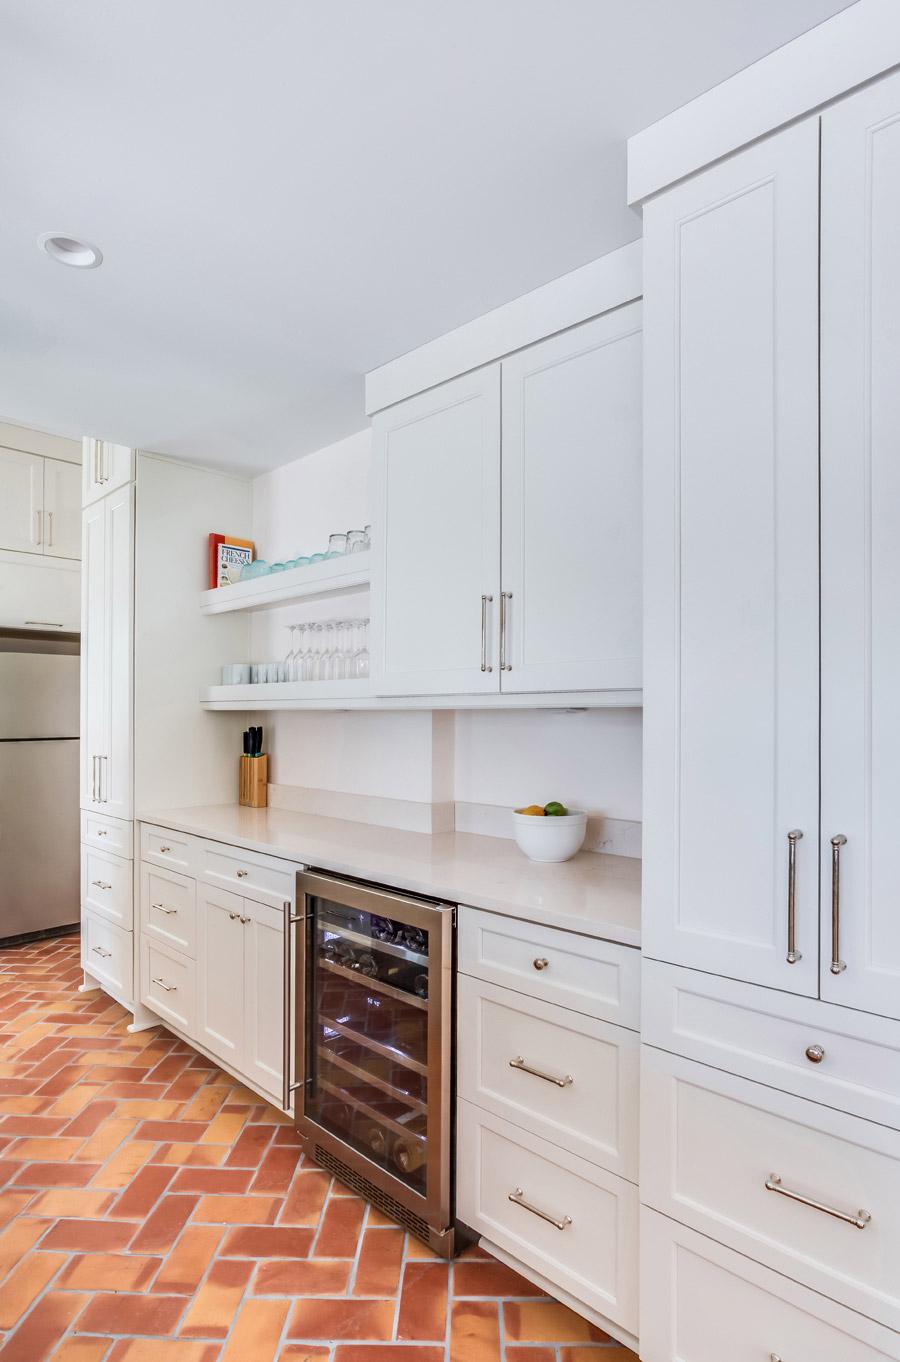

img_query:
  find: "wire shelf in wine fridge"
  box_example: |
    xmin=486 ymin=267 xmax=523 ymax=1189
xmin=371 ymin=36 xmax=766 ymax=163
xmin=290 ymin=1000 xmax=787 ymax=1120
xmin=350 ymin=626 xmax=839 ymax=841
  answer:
xmin=318 ymin=957 xmax=429 ymax=1010
xmin=318 ymin=917 xmax=428 ymax=967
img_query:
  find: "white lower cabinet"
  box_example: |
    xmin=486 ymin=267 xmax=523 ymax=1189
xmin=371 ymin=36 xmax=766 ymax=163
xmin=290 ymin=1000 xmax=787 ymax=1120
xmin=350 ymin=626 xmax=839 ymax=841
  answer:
xmin=457 ymin=1100 xmax=638 ymax=1333
xmin=137 ymin=827 xmax=294 ymax=1105
xmin=640 ymin=1208 xmax=900 ymax=1362
xmin=641 ymin=1046 xmax=900 ymax=1330
xmin=82 ymin=909 xmax=133 ymax=1003
xmin=81 ymin=845 xmax=133 ymax=930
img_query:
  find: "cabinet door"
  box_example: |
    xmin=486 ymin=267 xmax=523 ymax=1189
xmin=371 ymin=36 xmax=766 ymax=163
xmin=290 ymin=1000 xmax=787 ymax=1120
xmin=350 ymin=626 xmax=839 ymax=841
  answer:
xmin=820 ymin=71 xmax=900 ymax=1021
xmin=242 ymin=898 xmax=284 ymax=1101
xmin=642 ymin=120 xmax=820 ymax=992
xmin=80 ymin=499 xmax=107 ymax=811
xmin=43 ymin=459 xmax=82 ymax=559
xmin=0 ymin=448 xmax=43 ymax=553
xmin=101 ymin=484 xmax=134 ymax=820
xmin=82 ymin=438 xmax=134 ymax=506
xmin=500 ymin=308 xmax=642 ymax=693
xmin=371 ymin=367 xmax=501 ymax=695
xmin=197 ymin=883 xmax=245 ymax=1068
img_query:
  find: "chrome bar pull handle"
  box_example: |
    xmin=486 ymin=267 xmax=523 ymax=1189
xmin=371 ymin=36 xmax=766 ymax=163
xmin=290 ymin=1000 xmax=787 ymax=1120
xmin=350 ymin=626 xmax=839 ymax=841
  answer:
xmin=508 ymin=1187 xmax=572 ymax=1231
xmin=282 ymin=901 xmax=305 ymax=1112
xmin=500 ymin=591 xmax=513 ymax=671
xmin=830 ymin=834 xmax=847 ymax=975
xmin=152 ymin=903 xmax=177 ymax=916
xmin=480 ymin=594 xmax=493 ymax=672
xmin=785 ymin=829 xmax=803 ymax=963
xmin=91 ymin=945 xmax=111 ymax=959
xmin=91 ymin=880 xmax=112 ymax=891
xmin=765 ymin=1173 xmax=870 ymax=1229
xmin=34 ymin=510 xmax=42 ymax=545
xmin=47 ymin=511 xmax=53 ymax=547
xmin=151 ymin=977 xmax=176 ymax=993
xmin=509 ymin=1056 xmax=573 ymax=1088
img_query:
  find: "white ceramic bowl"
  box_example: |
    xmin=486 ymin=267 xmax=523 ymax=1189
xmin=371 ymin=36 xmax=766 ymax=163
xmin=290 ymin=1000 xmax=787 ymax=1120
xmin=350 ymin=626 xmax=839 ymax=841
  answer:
xmin=512 ymin=809 xmax=587 ymax=863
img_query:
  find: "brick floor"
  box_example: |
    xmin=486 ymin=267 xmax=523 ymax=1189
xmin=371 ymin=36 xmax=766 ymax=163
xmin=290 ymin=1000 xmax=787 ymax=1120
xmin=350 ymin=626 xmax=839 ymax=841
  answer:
xmin=0 ymin=935 xmax=637 ymax=1361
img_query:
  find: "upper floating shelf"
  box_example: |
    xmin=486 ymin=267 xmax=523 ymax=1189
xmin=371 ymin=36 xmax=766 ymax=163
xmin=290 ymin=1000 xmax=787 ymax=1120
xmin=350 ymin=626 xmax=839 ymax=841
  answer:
xmin=200 ymin=551 xmax=372 ymax=616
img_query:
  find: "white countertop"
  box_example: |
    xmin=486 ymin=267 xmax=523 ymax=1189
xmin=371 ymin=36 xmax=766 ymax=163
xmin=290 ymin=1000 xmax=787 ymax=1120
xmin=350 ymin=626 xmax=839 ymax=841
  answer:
xmin=138 ymin=804 xmax=641 ymax=948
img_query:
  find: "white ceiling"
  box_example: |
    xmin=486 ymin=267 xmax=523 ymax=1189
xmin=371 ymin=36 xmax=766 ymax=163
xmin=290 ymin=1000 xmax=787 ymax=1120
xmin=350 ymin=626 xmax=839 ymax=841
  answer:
xmin=2 ymin=0 xmax=853 ymax=474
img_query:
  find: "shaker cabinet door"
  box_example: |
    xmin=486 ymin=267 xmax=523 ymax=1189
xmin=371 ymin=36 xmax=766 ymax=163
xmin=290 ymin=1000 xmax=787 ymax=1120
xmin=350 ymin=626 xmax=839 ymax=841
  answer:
xmin=371 ymin=366 xmax=501 ymax=695
xmin=641 ymin=119 xmax=820 ymax=993
xmin=43 ymin=458 xmax=82 ymax=560
xmin=0 ymin=448 xmax=43 ymax=554
xmin=80 ymin=498 xmax=107 ymax=812
xmin=101 ymin=484 xmax=134 ymax=820
xmin=820 ymin=70 xmax=900 ymax=1022
xmin=242 ymin=899 xmax=284 ymax=1101
xmin=500 ymin=307 xmax=642 ymax=694
xmin=196 ymin=884 xmax=245 ymax=1069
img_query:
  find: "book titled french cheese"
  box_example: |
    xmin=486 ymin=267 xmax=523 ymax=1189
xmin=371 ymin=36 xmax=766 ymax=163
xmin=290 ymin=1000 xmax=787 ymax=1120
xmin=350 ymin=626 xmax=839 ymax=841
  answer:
xmin=208 ymin=533 xmax=254 ymax=589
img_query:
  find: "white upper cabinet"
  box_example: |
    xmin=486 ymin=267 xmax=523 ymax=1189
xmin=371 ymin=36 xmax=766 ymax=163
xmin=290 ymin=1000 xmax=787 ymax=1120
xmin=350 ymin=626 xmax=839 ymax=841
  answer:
xmin=42 ymin=459 xmax=81 ymax=559
xmin=372 ymin=367 xmax=501 ymax=696
xmin=820 ymin=71 xmax=900 ymax=1022
xmin=642 ymin=120 xmax=820 ymax=993
xmin=0 ymin=449 xmax=43 ymax=553
xmin=82 ymin=438 xmax=134 ymax=506
xmin=80 ymin=483 xmax=134 ymax=819
xmin=500 ymin=308 xmax=642 ymax=693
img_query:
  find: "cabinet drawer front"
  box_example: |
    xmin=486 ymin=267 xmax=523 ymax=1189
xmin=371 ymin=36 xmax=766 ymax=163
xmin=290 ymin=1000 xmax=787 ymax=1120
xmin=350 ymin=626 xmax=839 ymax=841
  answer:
xmin=458 ymin=906 xmax=639 ymax=1028
xmin=640 ymin=1207 xmax=900 ymax=1362
xmin=141 ymin=939 xmax=195 ymax=1033
xmin=456 ymin=1099 xmax=637 ymax=1329
xmin=641 ymin=1048 xmax=900 ymax=1329
xmin=141 ymin=863 xmax=197 ymax=958
xmin=81 ymin=811 xmax=133 ymax=858
xmin=81 ymin=846 xmax=133 ymax=930
xmin=457 ymin=975 xmax=638 ymax=1179
xmin=643 ymin=959 xmax=900 ymax=1130
xmin=200 ymin=841 xmax=295 ymax=909
xmin=141 ymin=824 xmax=199 ymax=877
xmin=82 ymin=910 xmax=132 ymax=1002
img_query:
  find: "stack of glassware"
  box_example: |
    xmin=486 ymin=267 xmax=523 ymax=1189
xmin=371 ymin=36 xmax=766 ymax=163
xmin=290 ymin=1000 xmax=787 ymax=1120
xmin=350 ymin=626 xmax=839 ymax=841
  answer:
xmin=239 ymin=526 xmax=371 ymax=580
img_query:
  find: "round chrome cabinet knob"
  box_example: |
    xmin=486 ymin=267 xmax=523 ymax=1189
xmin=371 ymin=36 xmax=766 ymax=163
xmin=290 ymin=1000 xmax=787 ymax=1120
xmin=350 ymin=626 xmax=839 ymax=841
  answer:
xmin=532 ymin=957 xmax=549 ymax=971
xmin=805 ymin=1043 xmax=825 ymax=1063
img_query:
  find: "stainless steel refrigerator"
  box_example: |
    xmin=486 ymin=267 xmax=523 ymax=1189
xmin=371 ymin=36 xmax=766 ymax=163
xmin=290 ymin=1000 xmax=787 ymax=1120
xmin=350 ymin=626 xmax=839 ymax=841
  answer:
xmin=0 ymin=648 xmax=80 ymax=944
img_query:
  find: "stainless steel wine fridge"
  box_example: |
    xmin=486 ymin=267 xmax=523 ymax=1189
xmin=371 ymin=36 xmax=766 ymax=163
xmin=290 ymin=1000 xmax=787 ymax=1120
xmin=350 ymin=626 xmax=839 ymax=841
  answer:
xmin=287 ymin=871 xmax=455 ymax=1256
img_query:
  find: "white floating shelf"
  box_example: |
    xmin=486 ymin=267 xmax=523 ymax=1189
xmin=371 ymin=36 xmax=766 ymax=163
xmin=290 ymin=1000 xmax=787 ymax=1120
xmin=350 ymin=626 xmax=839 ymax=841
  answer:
xmin=200 ymin=551 xmax=372 ymax=616
xmin=200 ymin=681 xmax=642 ymax=712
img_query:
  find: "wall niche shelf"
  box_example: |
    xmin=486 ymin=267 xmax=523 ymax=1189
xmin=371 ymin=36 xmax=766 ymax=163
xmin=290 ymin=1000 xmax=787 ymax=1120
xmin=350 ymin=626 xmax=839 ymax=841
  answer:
xmin=200 ymin=681 xmax=642 ymax=712
xmin=200 ymin=551 xmax=371 ymax=616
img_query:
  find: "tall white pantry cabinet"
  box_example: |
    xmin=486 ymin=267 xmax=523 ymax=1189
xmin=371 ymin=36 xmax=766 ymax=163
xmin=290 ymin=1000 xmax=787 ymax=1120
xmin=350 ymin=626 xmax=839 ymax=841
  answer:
xmin=639 ymin=64 xmax=900 ymax=1361
xmin=79 ymin=445 xmax=250 ymax=1020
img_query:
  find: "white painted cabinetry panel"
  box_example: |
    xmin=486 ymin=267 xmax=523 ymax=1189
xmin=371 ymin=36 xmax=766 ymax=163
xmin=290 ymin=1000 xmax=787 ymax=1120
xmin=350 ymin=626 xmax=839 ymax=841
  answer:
xmin=372 ymin=366 xmax=501 ymax=695
xmin=641 ymin=1047 xmax=900 ymax=1329
xmin=141 ymin=863 xmax=197 ymax=958
xmin=43 ymin=458 xmax=81 ymax=559
xmin=820 ymin=70 xmax=900 ymax=1022
xmin=457 ymin=974 xmax=639 ymax=1179
xmin=642 ymin=118 xmax=820 ymax=994
xmin=81 ymin=846 xmax=133 ymax=930
xmin=0 ymin=449 xmax=43 ymax=554
xmin=196 ymin=883 xmax=245 ymax=1068
xmin=82 ymin=910 xmax=132 ymax=1002
xmin=82 ymin=439 xmax=134 ymax=506
xmin=242 ymin=898 xmax=284 ymax=1100
xmin=500 ymin=307 xmax=642 ymax=693
xmin=640 ymin=1207 xmax=900 ymax=1362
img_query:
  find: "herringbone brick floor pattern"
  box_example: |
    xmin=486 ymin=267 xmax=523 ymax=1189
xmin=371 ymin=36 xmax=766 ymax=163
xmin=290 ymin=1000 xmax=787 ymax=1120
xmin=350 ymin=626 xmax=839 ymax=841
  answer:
xmin=0 ymin=936 xmax=637 ymax=1362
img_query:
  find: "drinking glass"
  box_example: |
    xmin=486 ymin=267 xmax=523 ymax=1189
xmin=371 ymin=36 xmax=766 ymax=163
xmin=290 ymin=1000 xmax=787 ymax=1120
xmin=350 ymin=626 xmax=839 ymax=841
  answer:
xmin=284 ymin=625 xmax=298 ymax=680
xmin=335 ymin=620 xmax=352 ymax=678
xmin=310 ymin=623 xmax=325 ymax=681
xmin=352 ymin=618 xmax=370 ymax=678
xmin=327 ymin=533 xmax=348 ymax=558
xmin=347 ymin=530 xmax=367 ymax=554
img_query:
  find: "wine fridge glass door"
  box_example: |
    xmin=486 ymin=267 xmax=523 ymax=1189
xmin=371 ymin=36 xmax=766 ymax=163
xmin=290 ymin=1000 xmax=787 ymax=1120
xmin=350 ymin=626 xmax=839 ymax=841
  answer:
xmin=307 ymin=894 xmax=431 ymax=1191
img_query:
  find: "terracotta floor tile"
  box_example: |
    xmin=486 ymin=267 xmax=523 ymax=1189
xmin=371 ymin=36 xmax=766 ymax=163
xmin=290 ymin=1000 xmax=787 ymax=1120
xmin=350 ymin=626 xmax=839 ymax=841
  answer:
xmin=11 ymin=1162 xmax=99 ymax=1188
xmin=112 ymin=1165 xmax=177 ymax=1219
xmin=504 ymin=1300 xmax=611 ymax=1343
xmin=506 ymin=1349 xmax=556 ymax=1362
xmin=0 ymin=1117 xmax=68 ymax=1137
xmin=199 ymin=1113 xmax=247 ymax=1147
xmin=314 ymin=1193 xmax=366 ymax=1257
xmin=29 ymin=1189 xmax=114 ymax=1219
xmin=254 ymin=1257 xmax=352 ymax=1295
xmin=77 ymin=1292 xmax=185 ymax=1337
xmin=115 ymin=1100 xmax=183 ymax=1120
xmin=288 ymin=1298 xmax=395 ymax=1341
xmin=134 ymin=1122 xmax=204 ymax=1144
xmin=59 ymin=1252 xmax=162 ymax=1291
xmin=6 ymin=1136 xmax=85 ymax=1161
xmin=40 ymin=1218 xmax=135 ymax=1251
xmin=90 ymin=1141 xmax=156 ymax=1190
xmin=0 ymin=1191 xmax=36 ymax=1226
xmin=130 ymin=1195 xmax=199 ymax=1252
xmin=78 ymin=1118 xmax=137 ymax=1164
xmin=453 ymin=1259 xmax=546 ymax=1297
xmin=151 ymin=1145 xmax=226 ymax=1168
xmin=150 ymin=1225 xmax=223 ymax=1295
xmin=220 ymin=1224 xmax=314 ymax=1258
xmin=63 ymin=1100 xmax=118 ymax=1139
xmin=0 ymin=1290 xmax=87 ymax=1362
xmin=220 ymin=1121 xmax=271 ymax=1161
xmin=179 ymin=1087 xmax=229 ymax=1123
xmin=353 ymin=1228 xmax=405 ymax=1297
xmin=0 ymin=1215 xmax=52 ymax=1275
xmin=192 ymin=1193 xmax=280 ymax=1224
xmin=106 ymin=1342 xmax=219 ymax=1362
xmin=450 ymin=1300 xmax=500 ymax=1362
xmin=249 ymin=1143 xmax=301 ymax=1194
xmin=170 ymin=1168 xmax=252 ymax=1194
xmin=404 ymin=1238 xmax=442 ymax=1261
xmin=179 ymin=1257 xmax=252 ymax=1338
xmin=0 ymin=1250 xmax=68 ymax=1328
xmin=397 ymin=1261 xmax=449 ymax=1341
xmin=333 ymin=1349 xmax=444 ymax=1362
xmin=279 ymin=1169 xmax=330 ymax=1226
xmin=48 ymin=1337 xmax=113 ymax=1362
xmin=279 ymin=1349 xmax=331 ymax=1362
xmin=218 ymin=1296 xmax=288 ymax=1362
xmin=558 ymin=1350 xmax=636 ymax=1361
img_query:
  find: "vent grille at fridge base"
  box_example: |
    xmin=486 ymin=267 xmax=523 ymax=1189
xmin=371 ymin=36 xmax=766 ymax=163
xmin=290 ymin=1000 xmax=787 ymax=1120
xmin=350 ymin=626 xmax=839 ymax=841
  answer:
xmin=314 ymin=1144 xmax=431 ymax=1243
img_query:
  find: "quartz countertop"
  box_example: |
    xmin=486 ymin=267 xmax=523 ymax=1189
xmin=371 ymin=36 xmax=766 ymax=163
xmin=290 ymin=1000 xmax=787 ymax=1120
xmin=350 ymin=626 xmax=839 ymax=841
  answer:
xmin=137 ymin=804 xmax=641 ymax=948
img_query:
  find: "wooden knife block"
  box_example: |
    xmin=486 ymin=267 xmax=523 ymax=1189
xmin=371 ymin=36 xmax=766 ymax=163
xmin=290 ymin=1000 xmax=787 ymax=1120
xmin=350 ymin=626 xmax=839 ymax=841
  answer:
xmin=239 ymin=754 xmax=268 ymax=808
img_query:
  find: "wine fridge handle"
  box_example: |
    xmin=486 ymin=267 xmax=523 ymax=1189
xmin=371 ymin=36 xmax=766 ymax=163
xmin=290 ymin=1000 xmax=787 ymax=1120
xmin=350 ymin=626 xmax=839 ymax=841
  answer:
xmin=282 ymin=900 xmax=305 ymax=1114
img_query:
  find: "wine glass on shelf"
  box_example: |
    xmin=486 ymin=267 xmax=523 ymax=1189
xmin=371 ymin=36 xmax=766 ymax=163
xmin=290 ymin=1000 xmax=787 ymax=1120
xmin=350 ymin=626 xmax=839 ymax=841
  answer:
xmin=284 ymin=625 xmax=298 ymax=682
xmin=310 ymin=623 xmax=325 ymax=682
xmin=352 ymin=618 xmax=370 ymax=679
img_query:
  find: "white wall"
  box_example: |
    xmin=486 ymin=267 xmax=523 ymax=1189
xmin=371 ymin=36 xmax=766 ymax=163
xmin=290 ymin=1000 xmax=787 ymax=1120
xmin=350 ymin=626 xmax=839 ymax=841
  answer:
xmin=251 ymin=432 xmax=642 ymax=828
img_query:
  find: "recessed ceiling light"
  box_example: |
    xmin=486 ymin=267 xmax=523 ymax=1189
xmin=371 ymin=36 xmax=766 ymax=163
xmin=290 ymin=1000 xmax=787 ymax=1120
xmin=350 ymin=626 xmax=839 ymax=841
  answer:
xmin=37 ymin=233 xmax=103 ymax=269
